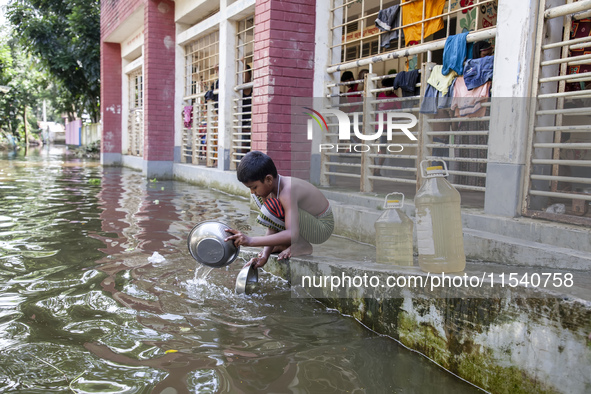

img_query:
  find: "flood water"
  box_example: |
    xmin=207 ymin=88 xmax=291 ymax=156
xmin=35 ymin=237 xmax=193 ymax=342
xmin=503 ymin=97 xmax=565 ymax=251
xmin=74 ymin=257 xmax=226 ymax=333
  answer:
xmin=0 ymin=146 xmax=483 ymax=393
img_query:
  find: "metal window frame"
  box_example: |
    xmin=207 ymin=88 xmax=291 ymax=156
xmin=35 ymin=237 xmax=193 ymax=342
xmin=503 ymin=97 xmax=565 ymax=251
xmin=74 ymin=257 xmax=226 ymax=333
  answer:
xmin=230 ymin=15 xmax=256 ymax=170
xmin=182 ymin=30 xmax=220 ymax=167
xmin=330 ymin=0 xmax=497 ymax=68
xmin=523 ymin=0 xmax=591 ymax=225
xmin=127 ymin=68 xmax=143 ymax=157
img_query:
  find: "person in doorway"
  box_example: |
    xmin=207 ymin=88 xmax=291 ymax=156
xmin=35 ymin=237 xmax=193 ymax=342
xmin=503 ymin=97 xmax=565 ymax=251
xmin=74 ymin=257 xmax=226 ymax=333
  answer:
xmin=225 ymin=151 xmax=334 ymax=268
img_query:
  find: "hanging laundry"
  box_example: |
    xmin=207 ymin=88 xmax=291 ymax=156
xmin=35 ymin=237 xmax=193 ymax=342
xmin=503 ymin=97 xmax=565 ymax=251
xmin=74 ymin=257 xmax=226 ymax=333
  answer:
xmin=472 ymin=40 xmax=494 ymax=59
xmin=393 ymin=69 xmax=420 ymax=97
xmin=442 ymin=32 xmax=469 ymax=76
xmin=420 ymin=79 xmax=456 ymax=114
xmin=183 ymin=105 xmax=193 ymax=128
xmin=451 ymin=76 xmax=490 ymax=117
xmin=566 ymin=18 xmax=591 ymax=92
xmin=375 ymin=5 xmax=404 ymax=49
xmin=427 ymin=65 xmax=457 ymax=96
xmin=401 ymin=0 xmax=446 ymax=46
xmin=463 ymin=55 xmax=494 ymax=90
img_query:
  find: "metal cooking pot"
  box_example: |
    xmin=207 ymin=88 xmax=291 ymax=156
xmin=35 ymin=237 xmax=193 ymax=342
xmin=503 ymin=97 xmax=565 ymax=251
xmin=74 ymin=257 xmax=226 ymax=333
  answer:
xmin=187 ymin=221 xmax=240 ymax=268
xmin=235 ymin=261 xmax=259 ymax=294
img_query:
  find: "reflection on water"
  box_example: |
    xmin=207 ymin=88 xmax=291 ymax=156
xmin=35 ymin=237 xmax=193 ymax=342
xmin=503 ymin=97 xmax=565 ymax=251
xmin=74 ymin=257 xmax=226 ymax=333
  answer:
xmin=0 ymin=146 xmax=482 ymax=393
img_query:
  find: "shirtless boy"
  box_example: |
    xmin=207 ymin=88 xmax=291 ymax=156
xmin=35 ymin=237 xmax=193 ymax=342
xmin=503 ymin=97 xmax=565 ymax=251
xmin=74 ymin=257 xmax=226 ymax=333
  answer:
xmin=224 ymin=151 xmax=334 ymax=268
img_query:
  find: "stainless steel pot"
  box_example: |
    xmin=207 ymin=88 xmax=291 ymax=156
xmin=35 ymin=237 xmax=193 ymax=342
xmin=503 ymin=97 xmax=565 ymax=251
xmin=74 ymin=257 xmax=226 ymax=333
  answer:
xmin=187 ymin=221 xmax=240 ymax=268
xmin=235 ymin=261 xmax=258 ymax=294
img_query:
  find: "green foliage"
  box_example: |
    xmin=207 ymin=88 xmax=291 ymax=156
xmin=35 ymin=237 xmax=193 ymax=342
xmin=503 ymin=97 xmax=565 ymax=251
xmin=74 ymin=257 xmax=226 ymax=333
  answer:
xmin=0 ymin=35 xmax=47 ymax=141
xmin=6 ymin=0 xmax=100 ymax=122
xmin=84 ymin=140 xmax=100 ymax=154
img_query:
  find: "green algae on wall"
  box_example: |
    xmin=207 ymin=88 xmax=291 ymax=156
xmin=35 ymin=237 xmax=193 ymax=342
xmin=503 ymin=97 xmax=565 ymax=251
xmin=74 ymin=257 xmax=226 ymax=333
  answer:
xmin=258 ymin=254 xmax=591 ymax=394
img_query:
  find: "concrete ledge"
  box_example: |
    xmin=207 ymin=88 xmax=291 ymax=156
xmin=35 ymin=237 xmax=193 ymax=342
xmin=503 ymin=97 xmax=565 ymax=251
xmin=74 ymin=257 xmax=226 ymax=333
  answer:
xmin=464 ymin=229 xmax=591 ymax=271
xmin=173 ymin=163 xmax=248 ymax=197
xmin=461 ymin=210 xmax=591 ymax=254
xmin=101 ymin=152 xmax=122 ymax=167
xmin=122 ymin=154 xmax=143 ymax=172
xmin=239 ymin=247 xmax=591 ymax=394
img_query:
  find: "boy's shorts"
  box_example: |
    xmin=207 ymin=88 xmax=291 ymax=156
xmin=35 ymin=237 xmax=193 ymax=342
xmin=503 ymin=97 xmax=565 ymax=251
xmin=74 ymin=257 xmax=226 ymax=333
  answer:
xmin=252 ymin=195 xmax=334 ymax=244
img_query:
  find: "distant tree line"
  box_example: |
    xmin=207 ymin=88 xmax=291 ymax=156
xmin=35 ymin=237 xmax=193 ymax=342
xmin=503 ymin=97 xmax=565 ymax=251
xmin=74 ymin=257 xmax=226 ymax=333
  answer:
xmin=0 ymin=0 xmax=99 ymax=143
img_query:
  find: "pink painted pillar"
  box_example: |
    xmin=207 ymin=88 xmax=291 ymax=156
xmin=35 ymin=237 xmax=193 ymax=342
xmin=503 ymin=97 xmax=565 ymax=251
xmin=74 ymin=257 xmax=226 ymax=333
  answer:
xmin=252 ymin=0 xmax=316 ymax=178
xmin=143 ymin=0 xmax=176 ymax=179
xmin=100 ymin=42 xmax=122 ymax=165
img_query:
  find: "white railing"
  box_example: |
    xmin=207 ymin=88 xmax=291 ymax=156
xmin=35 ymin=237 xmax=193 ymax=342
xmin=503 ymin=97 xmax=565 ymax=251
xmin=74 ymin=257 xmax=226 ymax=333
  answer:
xmin=181 ymin=93 xmax=219 ymax=167
xmin=330 ymin=0 xmax=498 ymax=69
xmin=321 ymin=28 xmax=495 ymax=204
xmin=524 ymin=0 xmax=591 ymax=223
xmin=230 ymin=82 xmax=253 ymax=169
xmin=128 ymin=109 xmax=143 ymax=157
xmin=81 ymin=123 xmax=101 ymax=146
xmin=320 ymin=71 xmax=421 ymax=193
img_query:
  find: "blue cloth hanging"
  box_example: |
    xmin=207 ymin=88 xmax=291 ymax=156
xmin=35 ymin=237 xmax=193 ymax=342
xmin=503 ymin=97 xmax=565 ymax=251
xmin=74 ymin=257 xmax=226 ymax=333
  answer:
xmin=442 ymin=32 xmax=469 ymax=76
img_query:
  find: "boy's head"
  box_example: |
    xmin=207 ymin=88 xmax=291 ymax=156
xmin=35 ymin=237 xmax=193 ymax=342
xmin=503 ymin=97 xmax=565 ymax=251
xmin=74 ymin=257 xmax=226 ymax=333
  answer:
xmin=237 ymin=151 xmax=278 ymax=183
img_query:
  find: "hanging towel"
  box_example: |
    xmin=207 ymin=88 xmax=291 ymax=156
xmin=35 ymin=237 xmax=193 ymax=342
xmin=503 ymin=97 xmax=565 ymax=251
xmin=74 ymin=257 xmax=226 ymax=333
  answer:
xmin=401 ymin=0 xmax=446 ymax=46
xmin=393 ymin=69 xmax=420 ymax=97
xmin=463 ymin=55 xmax=494 ymax=90
xmin=427 ymin=65 xmax=457 ymax=96
xmin=420 ymin=79 xmax=455 ymax=114
xmin=183 ymin=106 xmax=193 ymax=128
xmin=375 ymin=5 xmax=403 ymax=49
xmin=442 ymin=32 xmax=469 ymax=76
xmin=451 ymin=76 xmax=491 ymax=118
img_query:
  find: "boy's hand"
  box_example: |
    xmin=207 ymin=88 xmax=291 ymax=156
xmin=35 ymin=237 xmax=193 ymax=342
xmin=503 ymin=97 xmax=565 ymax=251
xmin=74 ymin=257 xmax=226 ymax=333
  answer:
xmin=224 ymin=228 xmax=252 ymax=247
xmin=247 ymin=255 xmax=268 ymax=269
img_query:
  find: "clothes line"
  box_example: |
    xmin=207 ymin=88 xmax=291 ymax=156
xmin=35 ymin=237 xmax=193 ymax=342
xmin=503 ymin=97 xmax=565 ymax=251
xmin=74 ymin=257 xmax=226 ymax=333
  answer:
xmin=326 ymin=28 xmax=496 ymax=75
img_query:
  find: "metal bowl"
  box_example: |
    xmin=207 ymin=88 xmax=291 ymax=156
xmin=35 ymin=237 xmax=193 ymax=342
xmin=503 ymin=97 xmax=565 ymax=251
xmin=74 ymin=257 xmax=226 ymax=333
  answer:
xmin=187 ymin=221 xmax=240 ymax=268
xmin=235 ymin=262 xmax=258 ymax=294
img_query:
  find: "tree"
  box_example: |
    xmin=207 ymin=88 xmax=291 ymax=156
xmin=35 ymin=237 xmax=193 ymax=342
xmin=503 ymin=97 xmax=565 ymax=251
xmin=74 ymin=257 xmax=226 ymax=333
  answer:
xmin=7 ymin=0 xmax=100 ymax=122
xmin=0 ymin=34 xmax=48 ymax=143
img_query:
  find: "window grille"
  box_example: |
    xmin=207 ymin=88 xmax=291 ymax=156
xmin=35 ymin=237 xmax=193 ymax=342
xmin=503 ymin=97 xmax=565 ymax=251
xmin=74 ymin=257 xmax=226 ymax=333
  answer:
xmin=182 ymin=30 xmax=220 ymax=167
xmin=230 ymin=15 xmax=255 ymax=169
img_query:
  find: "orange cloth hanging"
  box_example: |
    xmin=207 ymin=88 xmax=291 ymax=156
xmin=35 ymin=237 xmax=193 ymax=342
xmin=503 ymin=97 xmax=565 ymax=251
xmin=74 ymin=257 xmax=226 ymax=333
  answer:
xmin=401 ymin=0 xmax=446 ymax=46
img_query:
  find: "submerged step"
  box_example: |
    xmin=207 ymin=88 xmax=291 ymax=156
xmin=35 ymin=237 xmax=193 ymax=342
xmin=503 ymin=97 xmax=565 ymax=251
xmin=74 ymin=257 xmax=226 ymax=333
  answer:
xmin=465 ymin=228 xmax=591 ymax=271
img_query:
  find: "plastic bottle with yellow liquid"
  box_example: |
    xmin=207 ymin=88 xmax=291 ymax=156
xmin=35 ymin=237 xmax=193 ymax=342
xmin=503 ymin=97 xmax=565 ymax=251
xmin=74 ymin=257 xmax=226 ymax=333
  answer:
xmin=375 ymin=193 xmax=414 ymax=266
xmin=414 ymin=160 xmax=465 ymax=273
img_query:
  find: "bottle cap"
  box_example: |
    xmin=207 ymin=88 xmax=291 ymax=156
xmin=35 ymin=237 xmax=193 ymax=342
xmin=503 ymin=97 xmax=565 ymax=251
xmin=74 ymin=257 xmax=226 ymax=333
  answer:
xmin=383 ymin=192 xmax=404 ymax=209
xmin=420 ymin=160 xmax=448 ymax=178
xmin=426 ymin=166 xmax=445 ymax=176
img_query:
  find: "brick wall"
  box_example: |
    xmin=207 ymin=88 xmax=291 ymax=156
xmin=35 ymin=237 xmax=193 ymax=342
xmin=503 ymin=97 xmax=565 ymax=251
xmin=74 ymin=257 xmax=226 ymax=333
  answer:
xmin=143 ymin=0 xmax=175 ymax=162
xmin=101 ymin=0 xmax=143 ymax=41
xmin=100 ymin=0 xmax=143 ymax=156
xmin=100 ymin=42 xmax=122 ymax=154
xmin=252 ymin=0 xmax=316 ymax=178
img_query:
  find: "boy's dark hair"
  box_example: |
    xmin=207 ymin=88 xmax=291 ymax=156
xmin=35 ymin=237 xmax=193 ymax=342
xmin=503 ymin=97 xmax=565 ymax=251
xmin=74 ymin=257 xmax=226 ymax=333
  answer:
xmin=237 ymin=151 xmax=278 ymax=183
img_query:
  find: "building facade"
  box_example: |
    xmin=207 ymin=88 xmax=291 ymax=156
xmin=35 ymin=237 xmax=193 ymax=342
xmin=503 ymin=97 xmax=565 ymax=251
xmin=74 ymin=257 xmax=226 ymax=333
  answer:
xmin=100 ymin=0 xmax=591 ymax=226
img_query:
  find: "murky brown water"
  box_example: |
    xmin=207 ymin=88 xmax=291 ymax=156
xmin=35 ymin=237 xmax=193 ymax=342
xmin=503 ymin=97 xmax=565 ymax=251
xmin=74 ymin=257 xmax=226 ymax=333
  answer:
xmin=0 ymin=146 xmax=483 ymax=393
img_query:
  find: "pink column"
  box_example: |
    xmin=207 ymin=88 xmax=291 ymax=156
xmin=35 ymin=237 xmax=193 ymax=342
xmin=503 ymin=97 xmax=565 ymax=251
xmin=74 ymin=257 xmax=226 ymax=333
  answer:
xmin=252 ymin=0 xmax=316 ymax=178
xmin=100 ymin=42 xmax=122 ymax=163
xmin=143 ymin=0 xmax=176 ymax=177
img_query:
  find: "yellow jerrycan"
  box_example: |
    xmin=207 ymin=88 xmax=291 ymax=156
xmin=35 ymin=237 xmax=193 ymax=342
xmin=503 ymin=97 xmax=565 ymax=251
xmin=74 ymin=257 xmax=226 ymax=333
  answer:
xmin=375 ymin=193 xmax=414 ymax=266
xmin=414 ymin=160 xmax=465 ymax=273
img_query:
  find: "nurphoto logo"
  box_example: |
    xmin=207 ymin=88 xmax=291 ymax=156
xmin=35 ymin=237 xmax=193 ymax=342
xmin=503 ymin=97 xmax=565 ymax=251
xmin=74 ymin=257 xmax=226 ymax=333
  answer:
xmin=303 ymin=107 xmax=418 ymax=153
